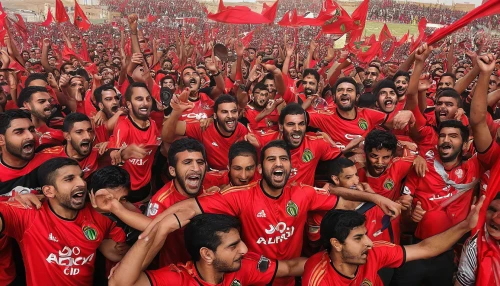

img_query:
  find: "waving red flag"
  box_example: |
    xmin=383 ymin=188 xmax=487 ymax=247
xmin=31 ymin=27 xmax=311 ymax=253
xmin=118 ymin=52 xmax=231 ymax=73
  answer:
xmin=146 ymin=14 xmax=158 ymax=23
xmin=396 ymin=30 xmax=409 ymax=47
xmin=217 ymin=0 xmax=226 ymax=12
xmin=349 ymin=0 xmax=370 ymax=42
xmin=321 ymin=2 xmax=353 ymax=35
xmin=206 ymin=0 xmax=278 ymax=24
xmin=241 ymin=31 xmax=254 ymax=47
xmin=261 ymin=0 xmax=279 ymax=21
xmin=55 ymin=0 xmax=69 ymax=23
xmin=10 ymin=14 xmax=28 ymax=39
xmin=74 ymin=0 xmax=91 ymax=31
xmin=410 ymin=17 xmax=427 ymax=52
xmin=40 ymin=9 xmax=54 ymax=27
xmin=378 ymin=23 xmax=393 ymax=42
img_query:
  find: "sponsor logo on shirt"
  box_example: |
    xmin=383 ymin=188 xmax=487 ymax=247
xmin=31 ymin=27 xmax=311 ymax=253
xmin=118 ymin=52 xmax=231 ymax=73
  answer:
xmin=212 ymin=142 xmax=219 ymax=147
xmin=46 ymin=246 xmax=94 ymax=276
xmin=286 ymin=200 xmax=299 ymax=217
xmin=302 ymin=149 xmax=314 ymax=163
xmin=257 ymin=210 xmax=267 ymax=218
xmin=128 ymin=158 xmax=149 ymax=165
xmin=361 ymin=278 xmax=373 ymax=286
xmin=148 ymin=203 xmax=159 ymax=216
xmin=455 ymin=168 xmax=463 ymax=179
xmin=358 ymin=118 xmax=368 ymax=130
xmin=230 ymin=279 xmax=242 ymax=286
xmin=82 ymin=225 xmax=98 ymax=241
xmin=181 ymin=113 xmax=208 ymax=120
xmin=257 ymin=222 xmax=295 ymax=245
xmin=383 ymin=178 xmax=395 ymax=190
xmin=82 ymin=165 xmax=91 ymax=173
xmin=48 ymin=233 xmax=59 ymax=242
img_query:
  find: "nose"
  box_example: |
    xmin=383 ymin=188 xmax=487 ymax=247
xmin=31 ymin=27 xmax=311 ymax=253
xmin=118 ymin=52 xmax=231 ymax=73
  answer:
xmin=240 ymin=169 xmax=249 ymax=181
xmin=75 ymin=175 xmax=86 ymax=188
xmin=364 ymin=236 xmax=373 ymax=249
xmin=239 ymin=242 xmax=248 ymax=256
xmin=492 ymin=211 xmax=500 ymax=223
xmin=25 ymin=130 xmax=35 ymax=141
xmin=376 ymin=157 xmax=384 ymax=165
xmin=192 ymin=162 xmax=202 ymax=172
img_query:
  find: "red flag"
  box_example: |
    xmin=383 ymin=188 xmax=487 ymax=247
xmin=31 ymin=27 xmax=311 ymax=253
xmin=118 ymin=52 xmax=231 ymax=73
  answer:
xmin=357 ymin=41 xmax=381 ymax=63
xmin=62 ymin=44 xmax=81 ymax=61
xmin=366 ymin=34 xmax=377 ymax=44
xmin=80 ymin=35 xmax=90 ymax=62
xmin=40 ymin=9 xmax=54 ymax=27
xmin=383 ymin=42 xmax=396 ymax=62
xmin=261 ymin=0 xmax=279 ymax=22
xmin=321 ymin=2 xmax=353 ymax=35
xmin=410 ymin=17 xmax=427 ymax=52
xmin=206 ymin=0 xmax=278 ymax=24
xmin=241 ymin=31 xmax=254 ymax=47
xmin=217 ymin=0 xmax=226 ymax=12
xmin=396 ymin=30 xmax=409 ymax=47
xmin=55 ymin=0 xmax=70 ymax=23
xmin=74 ymin=0 xmax=91 ymax=31
xmin=10 ymin=14 xmax=28 ymax=39
xmin=147 ymin=14 xmax=158 ymax=23
xmin=349 ymin=0 xmax=370 ymax=42
xmin=378 ymin=23 xmax=393 ymax=42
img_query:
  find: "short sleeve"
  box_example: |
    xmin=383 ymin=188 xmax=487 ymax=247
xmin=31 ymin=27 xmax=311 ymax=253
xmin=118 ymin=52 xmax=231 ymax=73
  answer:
xmin=308 ymin=111 xmax=327 ymax=130
xmin=477 ymin=141 xmax=500 ymax=170
xmin=238 ymin=252 xmax=278 ymax=285
xmin=145 ymin=268 xmax=184 ymax=286
xmin=307 ymin=212 xmax=325 ymax=242
xmin=455 ymin=235 xmax=477 ymax=286
xmin=107 ymin=119 xmax=130 ymax=149
xmin=402 ymin=168 xmax=419 ymax=196
xmin=374 ymin=243 xmax=406 ymax=268
xmin=305 ymin=186 xmax=339 ymax=212
xmin=366 ymin=108 xmax=388 ymax=127
xmin=146 ymin=199 xmax=167 ymax=219
xmin=316 ymin=137 xmax=342 ymax=161
xmin=185 ymin=122 xmax=203 ymax=141
xmin=0 ymin=202 xmax=35 ymax=240
xmin=106 ymin=221 xmax=126 ymax=243
xmin=196 ymin=189 xmax=244 ymax=216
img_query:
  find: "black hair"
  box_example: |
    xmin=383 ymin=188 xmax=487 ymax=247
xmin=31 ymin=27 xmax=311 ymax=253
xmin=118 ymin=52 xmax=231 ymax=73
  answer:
xmin=25 ymin=73 xmax=48 ymax=87
xmin=364 ymin=129 xmax=398 ymax=155
xmin=38 ymin=157 xmax=80 ymax=187
xmin=124 ymin=82 xmax=149 ymax=102
xmin=278 ymin=103 xmax=307 ymax=126
xmin=17 ymin=86 xmax=49 ymax=108
xmin=168 ymin=137 xmax=206 ymax=167
xmin=260 ymin=140 xmax=290 ymax=166
xmin=0 ymin=109 xmax=32 ymax=135
xmin=228 ymin=141 xmax=258 ymax=167
xmin=327 ymin=157 xmax=355 ymax=184
xmin=320 ymin=209 xmax=366 ymax=251
xmin=437 ymin=120 xmax=469 ymax=143
xmin=333 ymin=77 xmax=360 ymax=96
xmin=372 ymin=79 xmax=397 ymax=99
xmin=94 ymin=84 xmax=117 ymax=104
xmin=436 ymin=88 xmax=463 ymax=108
xmin=439 ymin=72 xmax=456 ymax=83
xmin=393 ymin=70 xmax=410 ymax=82
xmin=60 ymin=62 xmax=74 ymax=74
xmin=367 ymin=63 xmax=381 ymax=72
xmin=184 ymin=214 xmax=241 ymax=261
xmin=90 ymin=166 xmax=131 ymax=193
xmin=62 ymin=112 xmax=91 ymax=132
xmin=303 ymin=69 xmax=320 ymax=84
xmin=213 ymin=94 xmax=237 ymax=113
xmin=252 ymin=82 xmax=267 ymax=94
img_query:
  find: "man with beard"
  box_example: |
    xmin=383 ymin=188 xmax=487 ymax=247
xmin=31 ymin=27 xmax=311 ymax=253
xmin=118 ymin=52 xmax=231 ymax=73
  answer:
xmin=244 ymin=82 xmax=281 ymax=132
xmin=108 ymin=82 xmax=160 ymax=202
xmin=17 ymin=86 xmax=64 ymax=149
xmin=162 ymin=94 xmax=248 ymax=171
xmin=149 ymin=140 xmax=402 ymax=286
xmin=93 ymin=84 xmax=125 ymax=143
xmin=282 ymin=69 xmax=324 ymax=110
xmin=393 ymin=70 xmax=410 ymax=100
xmin=374 ymin=79 xmax=402 ymax=114
xmin=302 ymin=198 xmax=484 ymax=286
xmin=109 ymin=214 xmax=307 ymax=286
xmin=0 ymin=157 xmax=126 ymax=286
xmin=357 ymin=64 xmax=381 ymax=108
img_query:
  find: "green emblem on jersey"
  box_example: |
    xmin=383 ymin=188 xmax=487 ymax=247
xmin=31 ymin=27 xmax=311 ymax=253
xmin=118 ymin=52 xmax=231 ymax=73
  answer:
xmin=340 ymin=23 xmax=346 ymax=32
xmin=383 ymin=178 xmax=395 ymax=190
xmin=230 ymin=279 xmax=242 ymax=286
xmin=302 ymin=149 xmax=314 ymax=163
xmin=286 ymin=200 xmax=299 ymax=217
xmin=83 ymin=226 xmax=98 ymax=241
xmin=358 ymin=118 xmax=368 ymax=130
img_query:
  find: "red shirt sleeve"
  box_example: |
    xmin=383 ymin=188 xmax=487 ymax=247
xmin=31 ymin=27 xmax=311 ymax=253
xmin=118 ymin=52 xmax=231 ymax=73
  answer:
xmin=105 ymin=221 xmax=126 ymax=243
xmin=0 ymin=202 xmax=36 ymax=240
xmin=316 ymin=136 xmax=342 ymax=161
xmin=477 ymin=141 xmax=500 ymax=170
xmin=402 ymin=168 xmax=419 ymax=196
xmin=196 ymin=189 xmax=247 ymax=216
xmin=238 ymin=252 xmax=278 ymax=285
xmin=184 ymin=122 xmax=203 ymax=141
xmin=107 ymin=119 xmax=130 ymax=149
xmin=304 ymin=185 xmax=339 ymax=211
xmin=307 ymin=212 xmax=325 ymax=242
xmin=366 ymin=108 xmax=388 ymax=127
xmin=145 ymin=268 xmax=185 ymax=286
xmin=373 ymin=242 xmax=406 ymax=268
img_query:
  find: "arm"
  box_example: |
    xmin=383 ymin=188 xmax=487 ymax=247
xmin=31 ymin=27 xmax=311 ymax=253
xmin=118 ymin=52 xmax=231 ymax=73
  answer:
xmin=404 ymin=44 xmax=431 ymax=112
xmin=445 ymin=37 xmax=454 ymax=73
xmin=41 ymin=38 xmax=54 ymax=73
xmin=398 ymin=50 xmax=415 ymax=72
xmin=304 ymin=40 xmax=317 ymax=70
xmin=161 ymin=91 xmax=191 ymax=143
xmin=128 ymin=14 xmax=141 ymax=54
xmin=206 ymin=60 xmax=225 ymax=99
xmin=98 ymin=239 xmax=127 ymax=262
xmin=327 ymin=52 xmax=352 ymax=87
xmin=454 ymin=51 xmax=479 ymax=95
xmin=254 ymin=98 xmax=283 ymax=122
xmin=487 ymin=89 xmax=500 ymax=108
xmin=105 ymin=110 xmax=125 ymax=132
xmin=276 ymin=257 xmax=307 ymax=278
xmin=4 ymin=31 xmax=24 ymax=65
xmin=282 ymin=40 xmax=295 ymax=76
xmin=405 ymin=196 xmax=484 ymax=262
xmin=262 ymin=64 xmax=286 ymax=96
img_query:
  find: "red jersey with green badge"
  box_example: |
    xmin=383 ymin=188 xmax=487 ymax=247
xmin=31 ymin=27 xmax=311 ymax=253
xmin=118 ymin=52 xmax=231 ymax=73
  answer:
xmin=358 ymin=156 xmax=415 ymax=201
xmin=302 ymin=242 xmax=406 ymax=286
xmin=308 ymin=107 xmax=387 ymax=149
xmin=245 ymin=104 xmax=279 ymax=132
xmin=403 ymin=152 xmax=483 ymax=239
xmin=107 ymin=116 xmax=160 ymax=190
xmin=145 ymin=252 xmax=278 ymax=286
xmin=185 ymin=121 xmax=248 ymax=170
xmin=40 ymin=146 xmax=102 ymax=179
xmin=180 ymin=92 xmax=214 ymax=123
xmin=196 ymin=181 xmax=339 ymax=286
xmin=35 ymin=124 xmax=64 ymax=148
xmin=0 ymin=201 xmax=126 ymax=286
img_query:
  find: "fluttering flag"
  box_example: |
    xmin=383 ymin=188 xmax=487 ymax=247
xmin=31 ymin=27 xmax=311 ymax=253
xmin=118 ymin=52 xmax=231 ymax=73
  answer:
xmin=321 ymin=1 xmax=352 ymax=35
xmin=396 ymin=30 xmax=409 ymax=47
xmin=147 ymin=14 xmax=158 ymax=23
xmin=55 ymin=0 xmax=70 ymax=23
xmin=241 ymin=31 xmax=254 ymax=47
xmin=206 ymin=0 xmax=279 ymax=24
xmin=349 ymin=0 xmax=370 ymax=42
xmin=410 ymin=17 xmax=427 ymax=52
xmin=378 ymin=23 xmax=393 ymax=42
xmin=40 ymin=9 xmax=54 ymax=27
xmin=74 ymin=0 xmax=91 ymax=31
xmin=10 ymin=14 xmax=28 ymax=39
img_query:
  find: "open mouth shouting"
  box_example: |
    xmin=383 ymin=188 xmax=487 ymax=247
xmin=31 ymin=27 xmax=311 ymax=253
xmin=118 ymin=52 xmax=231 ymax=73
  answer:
xmin=383 ymin=98 xmax=394 ymax=109
xmin=22 ymin=140 xmax=36 ymax=156
xmin=438 ymin=142 xmax=454 ymax=156
xmin=271 ymin=167 xmax=286 ymax=184
xmin=339 ymin=95 xmax=351 ymax=106
xmin=185 ymin=173 xmax=202 ymax=189
xmin=225 ymin=118 xmax=236 ymax=131
xmin=288 ymin=131 xmax=303 ymax=146
xmin=79 ymin=140 xmax=91 ymax=153
xmin=71 ymin=187 xmax=87 ymax=206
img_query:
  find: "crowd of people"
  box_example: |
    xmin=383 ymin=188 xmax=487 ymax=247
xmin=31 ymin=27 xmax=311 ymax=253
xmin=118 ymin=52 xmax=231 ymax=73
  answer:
xmin=0 ymin=0 xmax=500 ymax=285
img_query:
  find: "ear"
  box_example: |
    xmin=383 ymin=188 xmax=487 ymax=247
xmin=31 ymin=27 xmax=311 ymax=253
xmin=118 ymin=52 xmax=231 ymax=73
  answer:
xmin=42 ymin=185 xmax=56 ymax=199
xmin=0 ymin=134 xmax=5 ymax=147
xmin=355 ymin=93 xmax=361 ymax=101
xmin=331 ymin=238 xmax=342 ymax=252
xmin=98 ymin=102 xmax=104 ymax=111
xmin=200 ymin=247 xmax=215 ymax=265
xmin=126 ymin=101 xmax=132 ymax=110
xmin=331 ymin=175 xmax=340 ymax=186
xmin=257 ymin=164 xmax=262 ymax=175
xmin=279 ymin=124 xmax=283 ymax=133
xmin=23 ymin=101 xmax=30 ymax=110
xmin=63 ymin=131 xmax=71 ymax=142
xmin=168 ymin=166 xmax=176 ymax=178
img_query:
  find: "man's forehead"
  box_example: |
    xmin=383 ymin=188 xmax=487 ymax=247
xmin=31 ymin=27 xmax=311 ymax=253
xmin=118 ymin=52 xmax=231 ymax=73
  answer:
xmin=284 ymin=113 xmax=305 ymax=123
xmin=265 ymin=147 xmax=288 ymax=157
xmin=8 ymin=118 xmax=33 ymax=130
xmin=32 ymin=91 xmax=51 ymax=99
xmin=55 ymin=165 xmax=83 ymax=179
xmin=337 ymin=82 xmax=355 ymax=89
xmin=175 ymin=150 xmax=204 ymax=161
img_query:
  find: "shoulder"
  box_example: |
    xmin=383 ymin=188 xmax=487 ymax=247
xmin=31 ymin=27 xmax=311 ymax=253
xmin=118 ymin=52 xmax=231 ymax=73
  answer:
xmin=304 ymin=251 xmax=331 ymax=283
xmin=219 ymin=181 xmax=259 ymax=196
xmin=39 ymin=146 xmax=64 ymax=155
xmin=151 ymin=183 xmax=176 ymax=204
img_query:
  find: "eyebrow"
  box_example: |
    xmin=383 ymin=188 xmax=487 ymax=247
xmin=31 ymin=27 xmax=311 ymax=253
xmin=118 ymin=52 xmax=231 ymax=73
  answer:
xmin=227 ymin=239 xmax=241 ymax=248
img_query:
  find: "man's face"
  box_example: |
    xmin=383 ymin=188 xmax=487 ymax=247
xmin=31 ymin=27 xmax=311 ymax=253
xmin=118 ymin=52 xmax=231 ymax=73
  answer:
xmin=394 ymin=76 xmax=408 ymax=97
xmin=252 ymin=88 xmax=270 ymax=108
xmin=261 ymin=147 xmax=291 ymax=190
xmin=366 ymin=148 xmax=393 ymax=176
xmin=27 ymin=92 xmax=53 ymax=121
xmin=280 ymin=114 xmax=306 ymax=149
xmin=435 ymin=96 xmax=459 ymax=122
xmin=35 ymin=49 xmax=41 ymax=59
xmin=264 ymin=46 xmax=272 ymax=55
xmin=101 ymin=68 xmax=114 ymax=85
xmin=212 ymin=229 xmax=248 ymax=273
xmin=99 ymin=90 xmax=120 ymax=118
xmin=22 ymin=51 xmax=30 ymax=61
xmin=335 ymin=225 xmax=373 ymax=265
xmin=486 ymin=199 xmax=500 ymax=240
xmin=66 ymin=121 xmax=94 ymax=157
xmin=263 ymin=79 xmax=276 ymax=97
xmin=127 ymin=87 xmax=152 ymax=121
xmin=30 ymin=50 xmax=36 ymax=58
xmin=27 ymin=79 xmax=47 ymax=88
xmin=332 ymin=165 xmax=360 ymax=189
xmin=437 ymin=127 xmax=464 ymax=163
xmin=170 ymin=150 xmax=206 ymax=196
xmin=52 ymin=165 xmax=87 ymax=211
xmin=183 ymin=68 xmax=201 ymax=96
xmin=96 ymin=44 xmax=104 ymax=53
xmin=48 ymin=57 xmax=57 ymax=67
xmin=489 ymin=75 xmax=499 ymax=93
xmin=163 ymin=61 xmax=173 ymax=71
xmin=63 ymin=64 xmax=76 ymax=74
xmin=215 ymin=102 xmax=238 ymax=134
xmin=229 ymin=155 xmax=256 ymax=186
xmin=455 ymin=68 xmax=466 ymax=80
xmin=162 ymin=78 xmax=175 ymax=90
xmin=242 ymin=64 xmax=249 ymax=78
xmin=363 ymin=67 xmax=379 ymax=88
xmin=0 ymin=89 xmax=7 ymax=106
xmin=377 ymin=87 xmax=398 ymax=113
xmin=431 ymin=63 xmax=443 ymax=74
xmin=335 ymin=82 xmax=357 ymax=111
xmin=437 ymin=76 xmax=454 ymax=92
xmin=289 ymin=68 xmax=297 ymax=79
xmin=0 ymin=118 xmax=36 ymax=161
xmin=302 ymin=74 xmax=318 ymax=97
xmin=113 ymin=58 xmax=121 ymax=66
xmin=247 ymin=49 xmax=256 ymax=61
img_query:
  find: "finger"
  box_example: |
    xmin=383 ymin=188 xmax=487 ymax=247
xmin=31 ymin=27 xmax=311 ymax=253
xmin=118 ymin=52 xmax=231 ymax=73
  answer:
xmin=16 ymin=197 xmax=30 ymax=209
xmin=27 ymin=195 xmax=42 ymax=209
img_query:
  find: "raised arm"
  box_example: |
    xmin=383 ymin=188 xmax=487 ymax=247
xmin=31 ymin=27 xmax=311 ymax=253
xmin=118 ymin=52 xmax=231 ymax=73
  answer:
xmin=128 ymin=14 xmax=141 ymax=54
xmin=41 ymin=38 xmax=54 ymax=73
xmin=454 ymin=51 xmax=480 ymax=95
xmin=161 ymin=90 xmax=191 ymax=143
xmin=404 ymin=44 xmax=431 ymax=112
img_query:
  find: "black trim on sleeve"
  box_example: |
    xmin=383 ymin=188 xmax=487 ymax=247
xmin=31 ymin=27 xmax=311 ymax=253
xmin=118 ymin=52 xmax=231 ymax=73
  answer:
xmin=195 ymin=197 xmax=205 ymax=214
xmin=474 ymin=140 xmax=494 ymax=155
xmin=0 ymin=213 xmax=4 ymax=234
xmin=145 ymin=271 xmax=155 ymax=286
xmin=380 ymin=113 xmax=389 ymax=128
xmin=266 ymin=259 xmax=279 ymax=286
xmin=399 ymin=246 xmax=407 ymax=268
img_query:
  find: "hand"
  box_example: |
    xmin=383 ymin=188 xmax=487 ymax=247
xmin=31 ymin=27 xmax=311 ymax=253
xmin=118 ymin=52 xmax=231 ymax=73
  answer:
xmin=325 ymin=47 xmax=335 ymax=62
xmin=130 ymin=53 xmax=144 ymax=65
xmin=266 ymin=98 xmax=283 ymax=110
xmin=359 ymin=182 xmax=376 ymax=194
xmin=464 ymin=195 xmax=486 ymax=230
xmin=414 ymin=43 xmax=431 ymax=63
xmin=206 ymin=60 xmax=218 ymax=73
xmin=286 ymin=42 xmax=295 ymax=57
xmin=42 ymin=38 xmax=51 ymax=47
xmin=59 ymin=74 xmax=70 ymax=88
xmin=309 ymin=39 xmax=318 ymax=52
xmin=89 ymin=188 xmax=121 ymax=213
xmin=413 ymin=155 xmax=428 ymax=178
xmin=397 ymin=194 xmax=413 ymax=211
xmin=94 ymin=110 xmax=107 ymax=126
xmin=411 ymin=201 xmax=426 ymax=222
xmin=375 ymin=195 xmax=402 ymax=218
xmin=244 ymin=133 xmax=260 ymax=148
xmin=454 ymin=108 xmax=465 ymax=121
xmin=93 ymin=73 xmax=103 ymax=81
xmin=342 ymin=136 xmax=364 ymax=153
xmin=465 ymin=50 xmax=478 ymax=66
xmin=47 ymin=73 xmax=58 ymax=88
xmin=392 ymin=110 xmax=415 ymax=130
xmin=418 ymin=73 xmax=432 ymax=92
xmin=199 ymin=118 xmax=214 ymax=131
xmin=0 ymin=50 xmax=10 ymax=69
xmin=235 ymin=41 xmax=245 ymax=57
xmin=121 ymin=144 xmax=149 ymax=161
xmin=477 ymin=53 xmax=497 ymax=74
xmin=128 ymin=14 xmax=138 ymax=32
xmin=95 ymin=141 xmax=109 ymax=155
xmin=261 ymin=63 xmax=279 ymax=73
xmin=170 ymin=90 xmax=194 ymax=112
xmin=8 ymin=193 xmax=42 ymax=209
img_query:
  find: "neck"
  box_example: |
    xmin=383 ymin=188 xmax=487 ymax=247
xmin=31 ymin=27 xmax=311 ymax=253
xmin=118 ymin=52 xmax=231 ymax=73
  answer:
xmin=32 ymin=115 xmax=46 ymax=128
xmin=173 ymin=180 xmax=192 ymax=198
xmin=195 ymin=261 xmax=224 ymax=284
xmin=441 ymin=157 xmax=461 ymax=170
xmin=65 ymin=144 xmax=85 ymax=161
xmin=337 ymin=108 xmax=356 ymax=120
xmin=251 ymin=103 xmax=264 ymax=112
xmin=49 ymin=200 xmax=78 ymax=220
xmin=129 ymin=114 xmax=149 ymax=129
xmin=261 ymin=179 xmax=283 ymax=198
xmin=1 ymin=151 xmax=29 ymax=168
xmin=330 ymin=251 xmax=358 ymax=279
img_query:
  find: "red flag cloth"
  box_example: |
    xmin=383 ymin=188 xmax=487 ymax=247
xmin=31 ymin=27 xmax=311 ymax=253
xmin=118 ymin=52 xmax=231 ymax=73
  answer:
xmin=206 ymin=0 xmax=278 ymax=24
xmin=378 ymin=23 xmax=393 ymax=42
xmin=261 ymin=0 xmax=279 ymax=22
xmin=218 ymin=0 xmax=226 ymax=12
xmin=241 ymin=31 xmax=254 ymax=47
xmin=349 ymin=0 xmax=370 ymax=42
xmin=55 ymin=0 xmax=70 ymax=23
xmin=424 ymin=0 xmax=500 ymax=49
xmin=366 ymin=34 xmax=377 ymax=44
xmin=321 ymin=2 xmax=353 ymax=35
xmin=74 ymin=0 xmax=91 ymax=31
xmin=353 ymin=41 xmax=381 ymax=63
xmin=80 ymin=35 xmax=90 ymax=62
xmin=40 ymin=9 xmax=54 ymax=27
xmin=410 ymin=17 xmax=427 ymax=52
xmin=382 ymin=41 xmax=396 ymax=62
xmin=396 ymin=30 xmax=409 ymax=47
xmin=10 ymin=14 xmax=28 ymax=39
xmin=62 ymin=44 xmax=83 ymax=62
xmin=147 ymin=14 xmax=158 ymax=23
xmin=0 ymin=29 xmax=6 ymax=46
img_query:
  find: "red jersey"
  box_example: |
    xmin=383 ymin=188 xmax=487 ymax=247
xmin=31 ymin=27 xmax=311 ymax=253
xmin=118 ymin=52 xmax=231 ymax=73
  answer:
xmin=245 ymin=104 xmax=279 ymax=132
xmin=308 ymin=108 xmax=387 ymax=149
xmin=196 ymin=181 xmax=339 ymax=286
xmin=94 ymin=123 xmax=110 ymax=144
xmin=185 ymin=121 xmax=248 ymax=171
xmin=41 ymin=146 xmax=101 ymax=179
xmin=145 ymin=252 xmax=277 ymax=286
xmin=302 ymin=243 xmax=405 ymax=286
xmin=255 ymin=132 xmax=342 ymax=186
xmin=203 ymin=170 xmax=262 ymax=190
xmin=0 ymin=202 xmax=125 ymax=286
xmin=180 ymin=92 xmax=214 ymax=123
xmin=108 ymin=116 xmax=160 ymax=190
xmin=83 ymin=89 xmax=98 ymax=118
xmin=404 ymin=151 xmax=484 ymax=239
xmin=36 ymin=124 xmax=64 ymax=148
